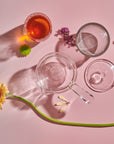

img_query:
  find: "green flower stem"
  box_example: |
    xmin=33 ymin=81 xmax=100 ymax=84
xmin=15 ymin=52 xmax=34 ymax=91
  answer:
xmin=6 ymin=94 xmax=114 ymax=127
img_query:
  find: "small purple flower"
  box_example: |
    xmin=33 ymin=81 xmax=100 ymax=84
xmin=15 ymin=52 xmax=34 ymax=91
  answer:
xmin=63 ymin=35 xmax=69 ymax=40
xmin=71 ymin=41 xmax=76 ymax=46
xmin=60 ymin=27 xmax=70 ymax=35
xmin=67 ymin=35 xmax=73 ymax=42
xmin=55 ymin=27 xmax=76 ymax=47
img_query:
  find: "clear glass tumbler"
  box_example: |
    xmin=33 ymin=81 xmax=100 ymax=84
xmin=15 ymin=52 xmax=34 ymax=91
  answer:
xmin=76 ymin=22 xmax=110 ymax=57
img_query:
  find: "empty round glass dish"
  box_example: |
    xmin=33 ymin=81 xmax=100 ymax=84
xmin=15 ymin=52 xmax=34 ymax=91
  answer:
xmin=76 ymin=22 xmax=110 ymax=57
xmin=84 ymin=59 xmax=114 ymax=92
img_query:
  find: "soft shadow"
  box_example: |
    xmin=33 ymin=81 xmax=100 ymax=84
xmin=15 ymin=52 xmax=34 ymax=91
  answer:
xmin=7 ymin=96 xmax=109 ymax=128
xmin=8 ymin=65 xmax=40 ymax=110
xmin=40 ymin=94 xmax=66 ymax=119
xmin=0 ymin=25 xmax=38 ymax=61
xmin=7 ymin=96 xmax=67 ymax=123
xmin=8 ymin=65 xmax=65 ymax=119
xmin=55 ymin=34 xmax=89 ymax=68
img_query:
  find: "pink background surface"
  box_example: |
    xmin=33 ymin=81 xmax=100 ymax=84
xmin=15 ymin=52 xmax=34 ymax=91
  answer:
xmin=0 ymin=0 xmax=114 ymax=144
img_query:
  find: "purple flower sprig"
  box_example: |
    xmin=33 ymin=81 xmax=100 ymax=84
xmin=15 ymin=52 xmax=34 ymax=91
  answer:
xmin=55 ymin=27 xmax=76 ymax=47
xmin=59 ymin=27 xmax=70 ymax=35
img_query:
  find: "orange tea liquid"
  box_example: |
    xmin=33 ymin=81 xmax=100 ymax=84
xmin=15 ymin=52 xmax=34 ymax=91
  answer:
xmin=26 ymin=15 xmax=51 ymax=40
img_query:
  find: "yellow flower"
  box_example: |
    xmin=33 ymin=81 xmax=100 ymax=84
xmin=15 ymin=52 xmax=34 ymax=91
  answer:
xmin=0 ymin=82 xmax=9 ymax=110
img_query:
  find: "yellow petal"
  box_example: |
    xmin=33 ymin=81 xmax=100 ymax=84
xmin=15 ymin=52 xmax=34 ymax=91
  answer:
xmin=0 ymin=82 xmax=9 ymax=110
xmin=59 ymin=105 xmax=67 ymax=113
xmin=55 ymin=102 xmax=66 ymax=106
xmin=58 ymin=96 xmax=69 ymax=102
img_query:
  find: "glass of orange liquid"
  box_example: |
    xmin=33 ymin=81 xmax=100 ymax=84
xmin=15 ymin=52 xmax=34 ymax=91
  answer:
xmin=24 ymin=12 xmax=52 ymax=42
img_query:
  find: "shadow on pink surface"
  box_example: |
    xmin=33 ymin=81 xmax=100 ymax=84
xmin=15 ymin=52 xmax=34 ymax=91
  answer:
xmin=7 ymin=94 xmax=66 ymax=121
xmin=55 ymin=34 xmax=89 ymax=68
xmin=7 ymin=35 xmax=93 ymax=119
xmin=8 ymin=65 xmax=66 ymax=119
xmin=0 ymin=25 xmax=38 ymax=61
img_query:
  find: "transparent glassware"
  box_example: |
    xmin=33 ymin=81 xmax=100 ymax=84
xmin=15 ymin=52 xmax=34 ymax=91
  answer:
xmin=84 ymin=59 xmax=114 ymax=92
xmin=23 ymin=12 xmax=52 ymax=42
xmin=35 ymin=52 xmax=94 ymax=103
xmin=76 ymin=22 xmax=110 ymax=57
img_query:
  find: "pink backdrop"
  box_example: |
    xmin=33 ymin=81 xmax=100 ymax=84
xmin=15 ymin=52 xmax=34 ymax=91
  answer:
xmin=0 ymin=0 xmax=114 ymax=144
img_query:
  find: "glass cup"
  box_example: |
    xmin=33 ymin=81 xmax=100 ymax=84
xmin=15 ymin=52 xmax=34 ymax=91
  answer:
xmin=76 ymin=22 xmax=110 ymax=57
xmin=84 ymin=59 xmax=114 ymax=92
xmin=23 ymin=12 xmax=52 ymax=42
xmin=35 ymin=52 xmax=94 ymax=103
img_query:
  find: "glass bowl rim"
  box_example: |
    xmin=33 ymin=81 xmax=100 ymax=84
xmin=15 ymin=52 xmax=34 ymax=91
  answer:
xmin=75 ymin=22 xmax=110 ymax=57
xmin=35 ymin=52 xmax=77 ymax=93
xmin=84 ymin=58 xmax=114 ymax=92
